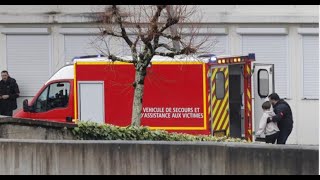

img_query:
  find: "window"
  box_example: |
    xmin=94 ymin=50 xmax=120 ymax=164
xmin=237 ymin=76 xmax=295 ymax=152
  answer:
xmin=258 ymin=69 xmax=269 ymax=98
xmin=215 ymin=71 xmax=225 ymax=99
xmin=7 ymin=34 xmax=51 ymax=96
xmin=64 ymin=35 xmax=100 ymax=62
xmin=34 ymin=82 xmax=70 ymax=112
xmin=242 ymin=35 xmax=288 ymax=98
xmin=64 ymin=34 xmax=133 ymax=62
xmin=184 ymin=35 xmax=228 ymax=55
xmin=302 ymin=35 xmax=319 ymax=99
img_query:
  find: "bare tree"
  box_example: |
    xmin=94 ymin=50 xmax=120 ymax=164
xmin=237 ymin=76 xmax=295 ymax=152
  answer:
xmin=96 ymin=5 xmax=209 ymax=126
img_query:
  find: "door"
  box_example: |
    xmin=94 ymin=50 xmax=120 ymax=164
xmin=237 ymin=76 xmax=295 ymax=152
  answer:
xmin=78 ymin=81 xmax=105 ymax=124
xmin=229 ymin=74 xmax=242 ymax=138
xmin=31 ymin=81 xmax=73 ymax=122
xmin=209 ymin=66 xmax=230 ymax=137
xmin=252 ymin=63 xmax=274 ymax=138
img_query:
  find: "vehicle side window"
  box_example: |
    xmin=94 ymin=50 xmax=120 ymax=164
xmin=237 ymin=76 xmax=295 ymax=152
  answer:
xmin=258 ymin=69 xmax=269 ymax=98
xmin=35 ymin=87 xmax=49 ymax=112
xmin=34 ymin=82 xmax=70 ymax=112
xmin=216 ymin=71 xmax=225 ymax=99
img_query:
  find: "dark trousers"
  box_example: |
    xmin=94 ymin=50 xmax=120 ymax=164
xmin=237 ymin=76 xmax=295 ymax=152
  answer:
xmin=0 ymin=109 xmax=13 ymax=116
xmin=0 ymin=103 xmax=13 ymax=116
xmin=277 ymin=127 xmax=293 ymax=144
xmin=265 ymin=132 xmax=279 ymax=144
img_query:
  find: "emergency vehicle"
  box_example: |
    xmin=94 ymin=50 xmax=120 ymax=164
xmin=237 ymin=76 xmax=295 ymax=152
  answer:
xmin=14 ymin=54 xmax=274 ymax=141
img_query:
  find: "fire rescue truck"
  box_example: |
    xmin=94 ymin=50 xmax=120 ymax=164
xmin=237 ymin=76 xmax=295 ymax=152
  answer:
xmin=14 ymin=53 xmax=274 ymax=142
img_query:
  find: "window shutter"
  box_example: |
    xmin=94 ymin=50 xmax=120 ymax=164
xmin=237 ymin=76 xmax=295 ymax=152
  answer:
xmin=242 ymin=35 xmax=288 ymax=98
xmin=302 ymin=35 xmax=319 ymax=99
xmin=7 ymin=35 xmax=51 ymax=96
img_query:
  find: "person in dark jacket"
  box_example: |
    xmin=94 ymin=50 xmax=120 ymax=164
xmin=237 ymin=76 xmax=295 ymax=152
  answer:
xmin=0 ymin=70 xmax=20 ymax=116
xmin=267 ymin=93 xmax=293 ymax=144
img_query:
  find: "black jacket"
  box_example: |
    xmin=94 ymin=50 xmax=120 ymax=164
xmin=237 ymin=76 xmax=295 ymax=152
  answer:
xmin=0 ymin=77 xmax=20 ymax=110
xmin=271 ymin=99 xmax=293 ymax=130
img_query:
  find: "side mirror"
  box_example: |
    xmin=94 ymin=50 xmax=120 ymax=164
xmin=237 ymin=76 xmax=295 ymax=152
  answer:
xmin=23 ymin=99 xmax=30 ymax=112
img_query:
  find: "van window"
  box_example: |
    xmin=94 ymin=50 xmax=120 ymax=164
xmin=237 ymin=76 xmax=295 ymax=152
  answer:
xmin=258 ymin=69 xmax=269 ymax=98
xmin=215 ymin=71 xmax=225 ymax=99
xmin=34 ymin=82 xmax=70 ymax=112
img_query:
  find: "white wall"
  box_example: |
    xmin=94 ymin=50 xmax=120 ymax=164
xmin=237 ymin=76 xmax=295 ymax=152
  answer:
xmin=0 ymin=5 xmax=318 ymax=145
xmin=288 ymin=26 xmax=319 ymax=145
xmin=0 ymin=5 xmax=318 ymax=24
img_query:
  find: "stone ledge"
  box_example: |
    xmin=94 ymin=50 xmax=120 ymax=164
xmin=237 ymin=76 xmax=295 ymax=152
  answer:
xmin=0 ymin=117 xmax=76 ymax=129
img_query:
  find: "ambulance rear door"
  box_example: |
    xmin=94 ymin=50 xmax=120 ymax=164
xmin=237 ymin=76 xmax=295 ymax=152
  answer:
xmin=209 ymin=65 xmax=230 ymax=137
xmin=252 ymin=63 xmax=274 ymax=139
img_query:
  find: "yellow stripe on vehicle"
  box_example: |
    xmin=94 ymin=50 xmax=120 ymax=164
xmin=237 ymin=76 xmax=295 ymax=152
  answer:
xmin=222 ymin=115 xmax=229 ymax=130
xmin=247 ymin=88 xmax=251 ymax=99
xmin=216 ymin=93 xmax=229 ymax=130
xmin=246 ymin=65 xmax=250 ymax=74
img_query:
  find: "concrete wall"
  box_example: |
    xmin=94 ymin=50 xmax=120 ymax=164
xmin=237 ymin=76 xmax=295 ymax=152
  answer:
xmin=0 ymin=139 xmax=318 ymax=175
xmin=0 ymin=117 xmax=76 ymax=140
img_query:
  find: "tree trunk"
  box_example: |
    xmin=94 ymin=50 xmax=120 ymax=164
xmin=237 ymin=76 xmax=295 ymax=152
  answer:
xmin=131 ymin=69 xmax=146 ymax=126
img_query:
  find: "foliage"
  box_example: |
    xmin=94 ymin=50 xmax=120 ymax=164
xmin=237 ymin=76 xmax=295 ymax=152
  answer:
xmin=72 ymin=122 xmax=247 ymax=143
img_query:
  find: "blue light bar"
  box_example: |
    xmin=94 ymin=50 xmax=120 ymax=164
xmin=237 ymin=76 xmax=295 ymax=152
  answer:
xmin=248 ymin=53 xmax=255 ymax=60
xmin=198 ymin=54 xmax=216 ymax=63
xmin=72 ymin=54 xmax=105 ymax=61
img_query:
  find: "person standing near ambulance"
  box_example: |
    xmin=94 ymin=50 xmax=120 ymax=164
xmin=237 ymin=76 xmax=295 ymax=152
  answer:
xmin=0 ymin=70 xmax=20 ymax=116
xmin=267 ymin=93 xmax=293 ymax=144
xmin=255 ymin=101 xmax=279 ymax=144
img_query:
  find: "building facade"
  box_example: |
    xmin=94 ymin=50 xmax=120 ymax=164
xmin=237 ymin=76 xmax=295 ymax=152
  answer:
xmin=0 ymin=5 xmax=318 ymax=144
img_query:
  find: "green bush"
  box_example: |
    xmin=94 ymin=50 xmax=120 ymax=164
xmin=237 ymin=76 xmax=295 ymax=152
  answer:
xmin=72 ymin=121 xmax=247 ymax=143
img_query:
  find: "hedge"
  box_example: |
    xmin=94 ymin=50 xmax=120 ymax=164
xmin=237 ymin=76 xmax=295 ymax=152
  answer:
xmin=72 ymin=122 xmax=247 ymax=142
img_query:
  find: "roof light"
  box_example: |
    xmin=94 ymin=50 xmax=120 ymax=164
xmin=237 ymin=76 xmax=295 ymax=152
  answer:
xmin=72 ymin=54 xmax=105 ymax=61
xmin=209 ymin=56 xmax=217 ymax=62
xmin=222 ymin=59 xmax=225 ymax=63
xmin=218 ymin=60 xmax=222 ymax=64
xmin=248 ymin=53 xmax=255 ymax=60
xmin=197 ymin=54 xmax=216 ymax=63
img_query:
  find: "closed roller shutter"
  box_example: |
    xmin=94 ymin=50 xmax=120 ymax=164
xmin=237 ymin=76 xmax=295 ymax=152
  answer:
xmin=64 ymin=35 xmax=101 ymax=62
xmin=7 ymin=34 xmax=51 ymax=96
xmin=302 ymin=35 xmax=319 ymax=99
xmin=64 ymin=35 xmax=132 ymax=62
xmin=184 ymin=35 xmax=228 ymax=55
xmin=197 ymin=35 xmax=228 ymax=55
xmin=242 ymin=35 xmax=288 ymax=98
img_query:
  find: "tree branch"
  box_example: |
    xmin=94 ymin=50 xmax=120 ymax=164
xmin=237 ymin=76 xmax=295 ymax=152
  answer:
xmin=156 ymin=43 xmax=176 ymax=52
xmin=155 ymin=45 xmax=196 ymax=58
xmin=151 ymin=6 xmax=167 ymax=50
xmin=108 ymin=54 xmax=137 ymax=63
xmin=102 ymin=30 xmax=123 ymax=38
xmin=147 ymin=5 xmax=166 ymax=42
xmin=159 ymin=17 xmax=179 ymax=33
xmin=154 ymin=52 xmax=177 ymax=58
xmin=153 ymin=32 xmax=181 ymax=51
xmin=112 ymin=5 xmax=133 ymax=48
xmin=160 ymin=32 xmax=181 ymax=41
xmin=131 ymin=35 xmax=140 ymax=62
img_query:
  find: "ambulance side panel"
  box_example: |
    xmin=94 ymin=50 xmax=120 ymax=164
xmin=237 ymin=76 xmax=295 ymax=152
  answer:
xmin=75 ymin=63 xmax=210 ymax=135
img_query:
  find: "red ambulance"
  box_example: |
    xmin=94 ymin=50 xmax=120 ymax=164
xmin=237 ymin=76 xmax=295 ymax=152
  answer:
xmin=14 ymin=54 xmax=274 ymax=141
